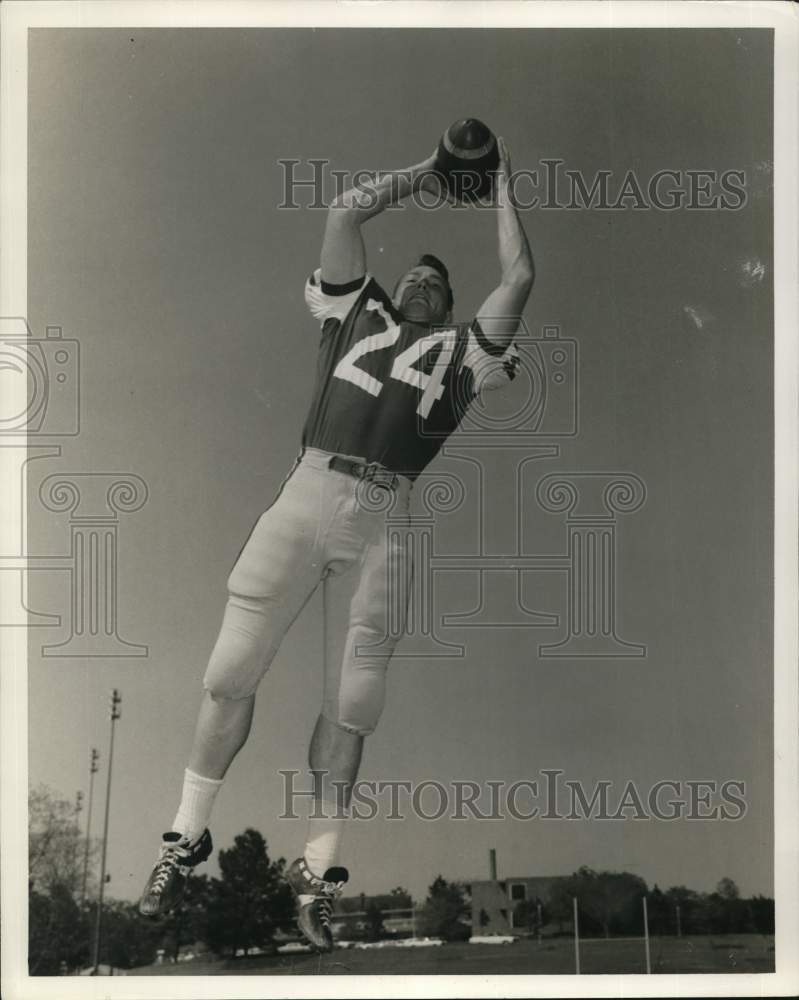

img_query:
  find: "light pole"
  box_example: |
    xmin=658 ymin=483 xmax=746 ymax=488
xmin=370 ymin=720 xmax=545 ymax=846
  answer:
xmin=81 ymin=748 xmax=99 ymax=906
xmin=73 ymin=790 xmax=83 ymax=889
xmin=92 ymin=690 xmax=121 ymax=974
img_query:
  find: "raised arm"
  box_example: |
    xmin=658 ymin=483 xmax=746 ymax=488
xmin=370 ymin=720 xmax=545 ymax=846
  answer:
xmin=475 ymin=138 xmax=535 ymax=350
xmin=320 ymin=153 xmax=444 ymax=286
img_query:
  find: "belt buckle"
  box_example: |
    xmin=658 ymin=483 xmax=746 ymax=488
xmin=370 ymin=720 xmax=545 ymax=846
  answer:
xmin=364 ymin=463 xmax=398 ymax=491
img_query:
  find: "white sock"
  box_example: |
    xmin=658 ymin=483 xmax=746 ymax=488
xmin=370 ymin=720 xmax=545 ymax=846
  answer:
xmin=171 ymin=768 xmax=223 ymax=842
xmin=303 ymin=804 xmax=349 ymax=879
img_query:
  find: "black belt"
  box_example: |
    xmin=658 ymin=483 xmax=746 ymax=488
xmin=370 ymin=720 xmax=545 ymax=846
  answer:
xmin=328 ymin=455 xmax=401 ymax=490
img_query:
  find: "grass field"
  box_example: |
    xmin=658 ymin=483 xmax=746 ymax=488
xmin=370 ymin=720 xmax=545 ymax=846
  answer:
xmin=123 ymin=934 xmax=775 ymax=977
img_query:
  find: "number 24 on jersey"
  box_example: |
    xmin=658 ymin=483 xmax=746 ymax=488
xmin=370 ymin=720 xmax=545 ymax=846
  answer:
xmin=333 ymin=299 xmax=457 ymax=419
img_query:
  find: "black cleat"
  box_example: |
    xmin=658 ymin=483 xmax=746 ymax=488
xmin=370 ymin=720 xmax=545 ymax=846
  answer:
xmin=138 ymin=829 xmax=212 ymax=918
xmin=285 ymin=857 xmax=349 ymax=953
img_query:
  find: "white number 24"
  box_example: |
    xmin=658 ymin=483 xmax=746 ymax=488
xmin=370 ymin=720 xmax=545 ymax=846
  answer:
xmin=332 ymin=298 xmax=456 ymax=419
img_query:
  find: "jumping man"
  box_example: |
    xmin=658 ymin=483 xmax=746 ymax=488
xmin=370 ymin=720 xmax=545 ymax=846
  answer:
xmin=138 ymin=138 xmax=534 ymax=952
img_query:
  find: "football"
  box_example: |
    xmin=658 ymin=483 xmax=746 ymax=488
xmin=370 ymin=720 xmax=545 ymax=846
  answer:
xmin=435 ymin=118 xmax=500 ymax=202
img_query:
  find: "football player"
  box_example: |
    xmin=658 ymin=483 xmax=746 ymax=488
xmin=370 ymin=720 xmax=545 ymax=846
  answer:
xmin=138 ymin=138 xmax=534 ymax=952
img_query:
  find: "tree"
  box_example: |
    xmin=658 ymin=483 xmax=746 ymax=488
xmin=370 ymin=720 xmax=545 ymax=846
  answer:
xmin=29 ymin=785 xmax=91 ymax=897
xmin=364 ymin=901 xmax=384 ymax=942
xmin=159 ymin=873 xmax=212 ymax=962
xmin=645 ymin=885 xmax=671 ymax=936
xmin=546 ymin=881 xmax=574 ymax=934
xmin=418 ymin=875 xmax=470 ymax=942
xmin=389 ymin=886 xmax=413 ymax=908
xmin=749 ymin=895 xmax=775 ymax=934
xmin=204 ymin=829 xmax=294 ymax=958
xmin=28 ymin=785 xmax=100 ymax=974
xmin=665 ymin=885 xmax=704 ymax=935
xmin=716 ymin=877 xmax=740 ymax=900
xmin=704 ymin=879 xmax=753 ymax=934
xmin=553 ymin=867 xmax=649 ymax=938
xmin=513 ymin=898 xmax=543 ymax=935
xmin=29 ymin=883 xmax=90 ymax=974
xmin=93 ymin=900 xmax=162 ymax=970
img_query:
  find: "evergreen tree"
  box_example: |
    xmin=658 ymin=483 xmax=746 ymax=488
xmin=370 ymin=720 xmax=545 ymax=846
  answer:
xmin=204 ymin=829 xmax=294 ymax=958
xmin=419 ymin=875 xmax=469 ymax=941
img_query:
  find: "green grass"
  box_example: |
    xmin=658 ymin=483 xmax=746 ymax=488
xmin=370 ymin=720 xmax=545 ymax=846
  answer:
xmin=123 ymin=934 xmax=775 ymax=976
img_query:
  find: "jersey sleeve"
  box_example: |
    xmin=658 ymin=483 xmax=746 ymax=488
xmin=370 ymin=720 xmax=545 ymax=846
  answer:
xmin=304 ymin=268 xmax=370 ymax=325
xmin=459 ymin=319 xmax=521 ymax=394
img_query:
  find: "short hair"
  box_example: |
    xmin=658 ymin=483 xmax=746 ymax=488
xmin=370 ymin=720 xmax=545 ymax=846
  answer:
xmin=394 ymin=254 xmax=454 ymax=310
xmin=416 ymin=254 xmax=454 ymax=309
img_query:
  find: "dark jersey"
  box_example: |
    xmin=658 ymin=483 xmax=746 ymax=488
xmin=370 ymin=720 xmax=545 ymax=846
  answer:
xmin=302 ymin=269 xmax=519 ymax=480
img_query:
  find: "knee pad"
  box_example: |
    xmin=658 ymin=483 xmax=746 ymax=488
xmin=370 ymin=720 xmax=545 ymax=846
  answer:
xmin=202 ymin=594 xmax=275 ymax=701
xmin=326 ymin=623 xmax=392 ymax=736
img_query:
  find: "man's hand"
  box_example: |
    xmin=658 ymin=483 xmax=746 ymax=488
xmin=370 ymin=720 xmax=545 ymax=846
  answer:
xmin=341 ymin=151 xmax=456 ymax=214
xmin=476 ymin=135 xmax=513 ymax=209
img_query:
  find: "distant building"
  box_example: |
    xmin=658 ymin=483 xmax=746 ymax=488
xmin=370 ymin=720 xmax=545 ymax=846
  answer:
xmin=329 ymin=876 xmax=574 ymax=941
xmin=469 ymin=876 xmax=567 ymax=935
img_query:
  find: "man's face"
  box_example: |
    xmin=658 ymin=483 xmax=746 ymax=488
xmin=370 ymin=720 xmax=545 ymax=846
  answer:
xmin=393 ymin=265 xmax=451 ymax=325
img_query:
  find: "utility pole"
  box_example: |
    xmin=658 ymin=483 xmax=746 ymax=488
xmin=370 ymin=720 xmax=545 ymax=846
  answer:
xmin=73 ymin=790 xmax=83 ymax=876
xmin=81 ymin=748 xmax=99 ymax=906
xmin=573 ymin=897 xmax=580 ymax=974
xmin=675 ymin=903 xmax=682 ymax=938
xmin=92 ymin=691 xmax=121 ymax=974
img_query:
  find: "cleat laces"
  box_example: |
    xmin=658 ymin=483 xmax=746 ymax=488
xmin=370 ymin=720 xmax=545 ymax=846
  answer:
xmin=150 ymin=844 xmax=191 ymax=895
xmin=314 ymin=875 xmax=346 ymax=925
